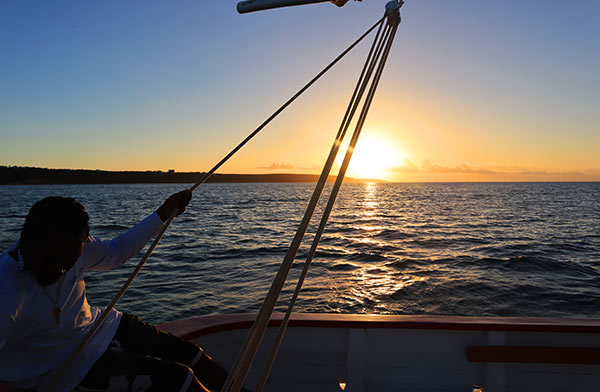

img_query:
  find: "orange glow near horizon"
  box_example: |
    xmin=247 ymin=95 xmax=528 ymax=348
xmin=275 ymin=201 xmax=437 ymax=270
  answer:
xmin=343 ymin=134 xmax=403 ymax=180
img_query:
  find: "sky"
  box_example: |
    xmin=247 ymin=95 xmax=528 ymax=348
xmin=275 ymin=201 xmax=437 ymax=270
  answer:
xmin=1 ymin=0 xmax=599 ymax=182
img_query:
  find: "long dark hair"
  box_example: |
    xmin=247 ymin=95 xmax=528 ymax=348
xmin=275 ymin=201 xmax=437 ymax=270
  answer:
xmin=20 ymin=196 xmax=90 ymax=248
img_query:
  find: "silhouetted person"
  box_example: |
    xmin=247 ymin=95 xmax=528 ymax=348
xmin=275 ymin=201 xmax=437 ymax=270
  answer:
xmin=0 ymin=191 xmax=240 ymax=391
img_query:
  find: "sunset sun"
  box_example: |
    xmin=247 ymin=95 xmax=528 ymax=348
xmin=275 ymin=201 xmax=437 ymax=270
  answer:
xmin=345 ymin=137 xmax=401 ymax=180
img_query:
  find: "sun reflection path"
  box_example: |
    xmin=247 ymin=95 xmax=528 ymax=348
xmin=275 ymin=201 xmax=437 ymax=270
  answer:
xmin=317 ymin=183 xmax=434 ymax=313
xmin=362 ymin=182 xmax=378 ymax=217
xmin=354 ymin=183 xmax=384 ymax=237
xmin=351 ymin=267 xmax=427 ymax=308
xmin=347 ymin=183 xmax=427 ymax=308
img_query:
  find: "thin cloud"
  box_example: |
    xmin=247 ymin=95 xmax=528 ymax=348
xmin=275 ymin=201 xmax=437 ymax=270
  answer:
xmin=258 ymin=163 xmax=294 ymax=170
xmin=297 ymin=163 xmax=322 ymax=170
xmin=512 ymin=168 xmax=600 ymax=179
xmin=416 ymin=162 xmax=600 ymax=180
xmin=390 ymin=158 xmax=419 ymax=172
xmin=422 ymin=160 xmax=497 ymax=175
xmin=487 ymin=166 xmax=600 ymax=178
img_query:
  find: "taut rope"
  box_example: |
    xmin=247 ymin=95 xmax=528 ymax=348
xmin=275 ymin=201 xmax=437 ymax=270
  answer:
xmin=256 ymin=12 xmax=400 ymax=392
xmin=45 ymin=11 xmax=386 ymax=391
xmin=223 ymin=3 xmax=402 ymax=391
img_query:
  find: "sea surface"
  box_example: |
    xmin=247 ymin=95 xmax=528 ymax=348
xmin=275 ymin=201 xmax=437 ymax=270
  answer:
xmin=1 ymin=182 xmax=599 ymax=324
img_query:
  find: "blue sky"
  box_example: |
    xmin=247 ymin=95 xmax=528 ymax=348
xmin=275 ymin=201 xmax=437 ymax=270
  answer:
xmin=1 ymin=1 xmax=599 ymax=181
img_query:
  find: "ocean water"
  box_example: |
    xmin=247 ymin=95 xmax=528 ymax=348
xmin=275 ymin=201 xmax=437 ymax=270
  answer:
xmin=1 ymin=182 xmax=599 ymax=324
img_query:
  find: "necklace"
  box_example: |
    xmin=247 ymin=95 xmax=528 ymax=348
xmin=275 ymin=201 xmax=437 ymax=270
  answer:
xmin=41 ymin=276 xmax=63 ymax=324
xmin=17 ymin=246 xmax=66 ymax=324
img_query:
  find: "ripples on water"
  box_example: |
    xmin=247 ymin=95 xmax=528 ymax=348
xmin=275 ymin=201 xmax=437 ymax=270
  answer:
xmin=1 ymin=182 xmax=599 ymax=323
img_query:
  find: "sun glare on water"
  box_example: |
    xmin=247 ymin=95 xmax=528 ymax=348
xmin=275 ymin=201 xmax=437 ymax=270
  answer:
xmin=345 ymin=136 xmax=401 ymax=180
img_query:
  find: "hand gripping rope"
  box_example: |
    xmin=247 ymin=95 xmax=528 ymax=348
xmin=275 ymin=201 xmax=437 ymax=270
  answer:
xmin=45 ymin=1 xmax=402 ymax=390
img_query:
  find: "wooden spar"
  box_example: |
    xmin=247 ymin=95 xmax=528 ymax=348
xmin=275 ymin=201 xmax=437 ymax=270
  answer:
xmin=237 ymin=0 xmax=350 ymax=14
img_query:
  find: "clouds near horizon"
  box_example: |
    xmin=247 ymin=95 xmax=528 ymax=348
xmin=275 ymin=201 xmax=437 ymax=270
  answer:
xmin=258 ymin=163 xmax=294 ymax=170
xmin=390 ymin=159 xmax=599 ymax=181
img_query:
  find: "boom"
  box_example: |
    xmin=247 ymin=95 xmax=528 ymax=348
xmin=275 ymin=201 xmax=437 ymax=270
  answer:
xmin=237 ymin=0 xmax=353 ymax=14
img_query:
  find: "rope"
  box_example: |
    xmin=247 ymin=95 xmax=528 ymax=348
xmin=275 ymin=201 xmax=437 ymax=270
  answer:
xmin=44 ymin=13 xmax=386 ymax=392
xmin=223 ymin=6 xmax=401 ymax=392
xmin=190 ymin=13 xmax=386 ymax=193
xmin=255 ymin=17 xmax=399 ymax=392
xmin=221 ymin=16 xmax=388 ymax=392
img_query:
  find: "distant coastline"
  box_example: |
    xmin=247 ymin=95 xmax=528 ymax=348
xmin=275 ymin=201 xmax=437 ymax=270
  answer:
xmin=0 ymin=166 xmax=383 ymax=185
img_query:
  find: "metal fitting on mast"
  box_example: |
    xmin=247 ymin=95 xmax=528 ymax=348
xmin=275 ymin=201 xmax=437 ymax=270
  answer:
xmin=385 ymin=0 xmax=403 ymax=26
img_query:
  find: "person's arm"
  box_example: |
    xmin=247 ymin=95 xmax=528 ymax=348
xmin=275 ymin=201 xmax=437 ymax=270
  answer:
xmin=83 ymin=190 xmax=192 ymax=272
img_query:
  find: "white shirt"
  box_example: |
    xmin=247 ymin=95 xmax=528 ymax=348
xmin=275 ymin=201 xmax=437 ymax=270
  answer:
xmin=0 ymin=212 xmax=163 ymax=392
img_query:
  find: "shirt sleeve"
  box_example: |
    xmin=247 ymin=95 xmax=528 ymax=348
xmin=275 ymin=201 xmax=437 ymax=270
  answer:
xmin=82 ymin=212 xmax=164 ymax=272
xmin=0 ymin=276 xmax=18 ymax=351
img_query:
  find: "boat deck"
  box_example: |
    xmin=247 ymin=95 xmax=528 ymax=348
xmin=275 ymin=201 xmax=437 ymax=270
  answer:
xmin=160 ymin=313 xmax=600 ymax=392
xmin=2 ymin=313 xmax=599 ymax=391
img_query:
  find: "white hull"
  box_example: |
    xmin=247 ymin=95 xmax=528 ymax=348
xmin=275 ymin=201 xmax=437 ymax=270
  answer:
xmin=160 ymin=313 xmax=600 ymax=392
xmin=2 ymin=313 xmax=598 ymax=391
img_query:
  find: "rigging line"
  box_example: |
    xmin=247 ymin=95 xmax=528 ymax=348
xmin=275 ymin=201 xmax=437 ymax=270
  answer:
xmin=354 ymin=20 xmax=399 ymax=142
xmin=45 ymin=14 xmax=386 ymax=392
xmin=189 ymin=13 xmax=386 ymax=193
xmin=326 ymin=18 xmax=386 ymax=157
xmin=255 ymin=29 xmax=394 ymax=392
xmin=254 ymin=18 xmax=399 ymax=392
xmin=230 ymin=8 xmax=398 ymax=391
xmin=222 ymin=18 xmax=388 ymax=392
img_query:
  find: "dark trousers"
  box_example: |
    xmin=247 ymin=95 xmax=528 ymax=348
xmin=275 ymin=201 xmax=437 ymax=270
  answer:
xmin=77 ymin=313 xmax=202 ymax=391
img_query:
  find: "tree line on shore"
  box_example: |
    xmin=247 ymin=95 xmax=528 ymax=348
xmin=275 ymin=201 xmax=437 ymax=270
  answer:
xmin=0 ymin=166 xmax=378 ymax=185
